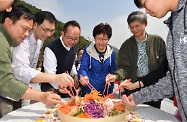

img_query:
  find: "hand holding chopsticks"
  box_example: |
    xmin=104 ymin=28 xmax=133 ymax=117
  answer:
xmin=105 ymin=79 xmax=131 ymax=98
xmin=58 ymin=71 xmax=80 ymax=100
xmin=79 ymin=74 xmax=96 ymax=90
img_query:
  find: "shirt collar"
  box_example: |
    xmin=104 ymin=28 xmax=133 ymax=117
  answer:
xmin=135 ymin=33 xmax=147 ymax=43
xmin=28 ymin=31 xmax=38 ymax=45
xmin=60 ymin=36 xmax=70 ymax=51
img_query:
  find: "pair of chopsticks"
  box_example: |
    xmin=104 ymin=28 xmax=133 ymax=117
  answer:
xmin=103 ymin=82 xmax=110 ymax=96
xmin=61 ymin=71 xmax=79 ymax=100
xmin=105 ymin=79 xmax=131 ymax=98
xmin=79 ymin=74 xmax=96 ymax=90
xmin=50 ymin=91 xmax=70 ymax=111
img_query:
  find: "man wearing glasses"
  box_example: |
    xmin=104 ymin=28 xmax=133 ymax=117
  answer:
xmin=41 ymin=20 xmax=80 ymax=97
xmin=11 ymin=11 xmax=74 ymax=109
xmin=106 ymin=11 xmax=166 ymax=109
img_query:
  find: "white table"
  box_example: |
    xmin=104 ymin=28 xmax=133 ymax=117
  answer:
xmin=0 ymin=101 xmax=180 ymax=122
xmin=134 ymin=104 xmax=180 ymax=121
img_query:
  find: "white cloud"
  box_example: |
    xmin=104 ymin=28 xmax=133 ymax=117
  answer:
xmin=23 ymin=0 xmax=171 ymax=49
xmin=109 ymin=15 xmax=131 ymax=49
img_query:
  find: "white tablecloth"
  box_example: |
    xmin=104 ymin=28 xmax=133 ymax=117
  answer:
xmin=0 ymin=101 xmax=180 ymax=122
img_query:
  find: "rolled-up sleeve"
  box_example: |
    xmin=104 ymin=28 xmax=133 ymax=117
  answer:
xmin=11 ymin=40 xmax=40 ymax=85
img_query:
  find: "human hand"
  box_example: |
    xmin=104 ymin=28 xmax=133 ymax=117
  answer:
xmin=58 ymin=85 xmax=68 ymax=94
xmin=40 ymin=91 xmax=61 ymax=106
xmin=122 ymin=94 xmax=137 ymax=108
xmin=105 ymin=74 xmax=116 ymax=83
xmin=120 ymin=79 xmax=135 ymax=90
xmin=54 ymin=73 xmax=74 ymax=87
xmin=79 ymin=75 xmax=89 ymax=86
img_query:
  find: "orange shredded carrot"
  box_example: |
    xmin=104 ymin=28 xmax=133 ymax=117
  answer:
xmin=68 ymin=99 xmax=75 ymax=106
xmin=83 ymin=89 xmax=105 ymax=102
xmin=76 ymin=113 xmax=91 ymax=118
xmin=114 ymin=106 xmax=125 ymax=112
xmin=60 ymin=106 xmax=71 ymax=114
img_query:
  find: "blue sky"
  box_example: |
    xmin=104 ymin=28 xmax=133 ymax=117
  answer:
xmin=23 ymin=0 xmax=170 ymax=49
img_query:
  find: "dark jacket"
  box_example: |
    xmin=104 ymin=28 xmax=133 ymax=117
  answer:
xmin=115 ymin=34 xmax=166 ymax=95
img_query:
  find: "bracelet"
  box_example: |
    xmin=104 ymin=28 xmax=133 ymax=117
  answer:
xmin=138 ymin=81 xmax=141 ymax=88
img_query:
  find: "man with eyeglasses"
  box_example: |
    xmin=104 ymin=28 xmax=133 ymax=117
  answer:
xmin=41 ymin=20 xmax=81 ymax=98
xmin=106 ymin=11 xmax=166 ymax=109
xmin=11 ymin=11 xmax=74 ymax=109
xmin=0 ymin=5 xmax=73 ymax=118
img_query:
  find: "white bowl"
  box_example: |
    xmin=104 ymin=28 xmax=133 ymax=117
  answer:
xmin=57 ymin=108 xmax=127 ymax=122
xmin=57 ymin=99 xmax=127 ymax=122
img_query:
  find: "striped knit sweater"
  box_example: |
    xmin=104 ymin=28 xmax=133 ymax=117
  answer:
xmin=133 ymin=0 xmax=187 ymax=121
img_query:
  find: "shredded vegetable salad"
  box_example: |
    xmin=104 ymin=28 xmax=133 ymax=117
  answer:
xmin=59 ymin=90 xmax=126 ymax=118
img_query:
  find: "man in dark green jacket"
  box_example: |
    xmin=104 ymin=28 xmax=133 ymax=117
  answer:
xmin=106 ymin=11 xmax=166 ymax=108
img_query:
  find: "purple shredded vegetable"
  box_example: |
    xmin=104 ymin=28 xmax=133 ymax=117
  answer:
xmin=84 ymin=100 xmax=104 ymax=118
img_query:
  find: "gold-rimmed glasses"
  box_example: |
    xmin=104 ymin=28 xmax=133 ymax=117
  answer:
xmin=128 ymin=23 xmax=142 ymax=30
xmin=65 ymin=35 xmax=79 ymax=42
xmin=40 ymin=26 xmax=55 ymax=34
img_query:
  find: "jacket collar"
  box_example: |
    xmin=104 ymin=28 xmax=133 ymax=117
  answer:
xmin=0 ymin=24 xmax=19 ymax=47
xmin=86 ymin=41 xmax=113 ymax=60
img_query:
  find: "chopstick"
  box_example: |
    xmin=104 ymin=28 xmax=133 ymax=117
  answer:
xmin=62 ymin=71 xmax=77 ymax=99
xmin=80 ymin=74 xmax=96 ymax=90
xmin=63 ymin=88 xmax=75 ymax=99
xmin=107 ymin=86 xmax=122 ymax=97
xmin=106 ymin=79 xmax=131 ymax=98
xmin=60 ymin=100 xmax=71 ymax=111
xmin=103 ymin=82 xmax=110 ymax=96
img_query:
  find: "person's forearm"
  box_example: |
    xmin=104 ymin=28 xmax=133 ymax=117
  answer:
xmin=21 ymin=88 xmax=43 ymax=101
xmin=30 ymin=72 xmax=56 ymax=83
xmin=133 ymin=75 xmax=173 ymax=104
xmin=134 ymin=81 xmax=144 ymax=89
xmin=114 ymin=69 xmax=126 ymax=80
xmin=12 ymin=66 xmax=40 ymax=85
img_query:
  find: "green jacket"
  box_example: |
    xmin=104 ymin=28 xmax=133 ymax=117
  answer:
xmin=0 ymin=24 xmax=28 ymax=101
xmin=115 ymin=34 xmax=166 ymax=95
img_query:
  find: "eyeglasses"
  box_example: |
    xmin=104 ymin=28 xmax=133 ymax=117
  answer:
xmin=40 ymin=26 xmax=55 ymax=34
xmin=95 ymin=38 xmax=109 ymax=41
xmin=128 ymin=24 xmax=142 ymax=30
xmin=65 ymin=35 xmax=79 ymax=42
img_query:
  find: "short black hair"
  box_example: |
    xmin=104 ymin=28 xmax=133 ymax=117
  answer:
xmin=134 ymin=0 xmax=144 ymax=8
xmin=2 ymin=5 xmax=35 ymax=23
xmin=93 ymin=23 xmax=112 ymax=39
xmin=77 ymin=48 xmax=84 ymax=54
xmin=35 ymin=11 xmax=57 ymax=25
xmin=62 ymin=20 xmax=81 ymax=34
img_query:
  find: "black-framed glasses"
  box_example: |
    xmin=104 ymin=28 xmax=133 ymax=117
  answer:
xmin=40 ymin=26 xmax=55 ymax=34
xmin=65 ymin=35 xmax=79 ymax=42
